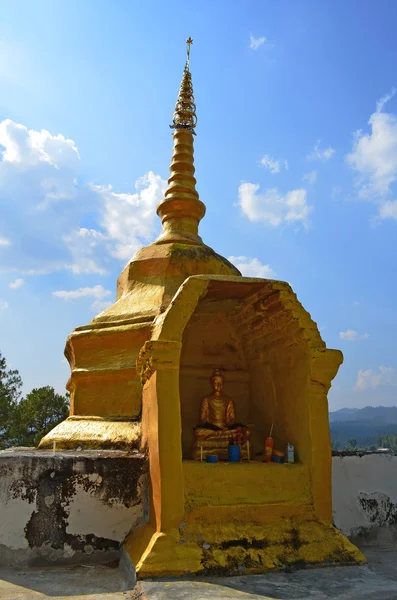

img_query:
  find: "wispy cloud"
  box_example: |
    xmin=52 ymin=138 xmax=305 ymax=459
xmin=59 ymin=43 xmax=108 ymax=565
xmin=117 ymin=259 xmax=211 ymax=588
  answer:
xmin=302 ymin=171 xmax=317 ymax=185
xmin=249 ymin=35 xmax=266 ymax=51
xmin=238 ymin=183 xmax=312 ymax=229
xmin=379 ymin=200 xmax=397 ymax=221
xmin=53 ymin=285 xmax=111 ymax=301
xmin=9 ymin=278 xmax=24 ymax=289
xmin=0 ymin=300 xmax=9 ymax=312
xmin=0 ymin=236 xmax=10 ymax=246
xmin=307 ymin=141 xmax=335 ymax=161
xmin=90 ymin=299 xmax=112 ymax=313
xmin=376 ymin=88 xmax=396 ymax=114
xmin=260 ymin=154 xmax=288 ymax=175
xmin=339 ymin=329 xmax=369 ymax=342
xmin=228 ymin=256 xmax=274 ymax=278
xmin=354 ymin=366 xmax=397 ymax=391
xmin=346 ymin=89 xmax=397 ymax=218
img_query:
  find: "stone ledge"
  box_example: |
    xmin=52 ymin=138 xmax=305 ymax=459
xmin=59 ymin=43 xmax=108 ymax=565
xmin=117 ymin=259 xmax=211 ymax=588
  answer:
xmin=0 ymin=448 xmax=148 ymax=567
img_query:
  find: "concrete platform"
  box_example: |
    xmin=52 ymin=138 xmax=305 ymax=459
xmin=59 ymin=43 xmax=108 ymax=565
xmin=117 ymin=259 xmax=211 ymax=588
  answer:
xmin=0 ymin=543 xmax=397 ymax=599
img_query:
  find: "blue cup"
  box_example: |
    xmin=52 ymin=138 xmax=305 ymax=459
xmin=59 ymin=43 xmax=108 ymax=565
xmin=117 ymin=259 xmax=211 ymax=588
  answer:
xmin=206 ymin=455 xmax=218 ymax=463
xmin=228 ymin=445 xmax=241 ymax=462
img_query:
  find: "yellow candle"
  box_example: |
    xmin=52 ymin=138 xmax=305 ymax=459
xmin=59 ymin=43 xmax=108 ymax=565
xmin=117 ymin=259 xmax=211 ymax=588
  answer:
xmin=247 ymin=441 xmax=250 ymax=462
xmin=200 ymin=446 xmax=203 ymax=462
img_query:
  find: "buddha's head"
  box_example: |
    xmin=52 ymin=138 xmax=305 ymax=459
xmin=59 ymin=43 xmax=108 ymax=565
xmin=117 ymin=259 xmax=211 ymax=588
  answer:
xmin=211 ymin=369 xmax=224 ymax=393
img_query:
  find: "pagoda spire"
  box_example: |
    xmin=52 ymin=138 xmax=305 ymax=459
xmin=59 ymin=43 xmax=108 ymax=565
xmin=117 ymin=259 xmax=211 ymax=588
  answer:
xmin=155 ymin=38 xmax=206 ymax=245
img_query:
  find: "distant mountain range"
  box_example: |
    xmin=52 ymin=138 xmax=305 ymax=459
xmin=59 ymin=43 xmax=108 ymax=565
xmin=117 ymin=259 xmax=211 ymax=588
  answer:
xmin=329 ymin=406 xmax=397 ymax=447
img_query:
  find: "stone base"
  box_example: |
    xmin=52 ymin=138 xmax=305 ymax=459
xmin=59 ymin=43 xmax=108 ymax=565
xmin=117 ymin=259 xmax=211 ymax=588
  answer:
xmin=129 ymin=517 xmax=365 ymax=579
xmin=38 ymin=417 xmax=141 ymax=451
xmin=0 ymin=447 xmax=148 ymax=567
xmin=125 ymin=461 xmax=365 ymax=578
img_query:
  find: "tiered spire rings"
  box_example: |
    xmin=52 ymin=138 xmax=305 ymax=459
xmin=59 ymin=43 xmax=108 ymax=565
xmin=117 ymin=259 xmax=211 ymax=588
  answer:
xmin=156 ymin=38 xmax=206 ymax=245
xmin=170 ymin=37 xmax=197 ymax=135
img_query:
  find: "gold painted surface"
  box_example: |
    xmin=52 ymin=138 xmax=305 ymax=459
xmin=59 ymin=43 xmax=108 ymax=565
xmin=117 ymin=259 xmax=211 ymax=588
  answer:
xmin=39 ymin=417 xmax=141 ymax=450
xmin=42 ymin=43 xmax=240 ymax=453
xmin=156 ymin=39 xmax=204 ymax=245
xmin=134 ymin=519 xmax=364 ymax=578
xmin=192 ymin=368 xmax=250 ymax=460
xmin=125 ymin=274 xmax=363 ymax=577
xmin=41 ymin=39 xmax=362 ymax=579
xmin=183 ymin=461 xmax=311 ymax=508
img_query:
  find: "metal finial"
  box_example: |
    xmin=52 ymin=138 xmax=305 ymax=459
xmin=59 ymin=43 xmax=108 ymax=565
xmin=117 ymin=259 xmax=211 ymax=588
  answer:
xmin=186 ymin=37 xmax=193 ymax=66
xmin=170 ymin=37 xmax=197 ymax=134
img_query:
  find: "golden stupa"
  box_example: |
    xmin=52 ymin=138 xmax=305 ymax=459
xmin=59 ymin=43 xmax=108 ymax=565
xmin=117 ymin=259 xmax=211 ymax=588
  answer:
xmin=41 ymin=39 xmax=364 ymax=577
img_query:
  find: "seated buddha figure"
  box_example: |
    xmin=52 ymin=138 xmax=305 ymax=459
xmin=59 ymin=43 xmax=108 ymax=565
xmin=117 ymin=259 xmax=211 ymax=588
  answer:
xmin=192 ymin=369 xmax=250 ymax=460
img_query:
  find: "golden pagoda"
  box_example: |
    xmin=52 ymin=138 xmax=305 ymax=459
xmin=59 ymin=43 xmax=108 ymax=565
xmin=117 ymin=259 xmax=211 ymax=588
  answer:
xmin=41 ymin=39 xmax=364 ymax=577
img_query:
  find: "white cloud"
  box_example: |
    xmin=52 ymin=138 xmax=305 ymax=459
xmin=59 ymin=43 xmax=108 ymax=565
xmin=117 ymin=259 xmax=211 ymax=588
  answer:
xmin=0 ymin=118 xmax=166 ymax=276
xmin=307 ymin=141 xmax=335 ymax=161
xmin=63 ymin=228 xmax=108 ymax=275
xmin=95 ymin=171 xmax=167 ymax=260
xmin=0 ymin=236 xmax=10 ymax=246
xmin=53 ymin=285 xmax=111 ymax=301
xmin=352 ymin=301 xmax=360 ymax=307
xmin=354 ymin=366 xmax=397 ymax=391
xmin=0 ymin=300 xmax=9 ymax=311
xmin=339 ymin=329 xmax=369 ymax=342
xmin=249 ymin=35 xmax=266 ymax=51
xmin=346 ymin=90 xmax=397 ymax=208
xmin=238 ymin=183 xmax=312 ymax=229
xmin=0 ymin=119 xmax=80 ymax=169
xmin=228 ymin=256 xmax=275 ymax=278
xmin=303 ymin=171 xmax=317 ymax=185
xmin=9 ymin=278 xmax=24 ymax=289
xmin=260 ymin=154 xmax=288 ymax=175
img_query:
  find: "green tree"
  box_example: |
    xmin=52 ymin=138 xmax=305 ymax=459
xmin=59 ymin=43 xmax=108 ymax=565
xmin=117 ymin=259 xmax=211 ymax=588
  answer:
xmin=12 ymin=386 xmax=69 ymax=447
xmin=345 ymin=438 xmax=358 ymax=451
xmin=0 ymin=351 xmax=22 ymax=448
xmin=332 ymin=440 xmax=341 ymax=451
xmin=377 ymin=434 xmax=397 ymax=453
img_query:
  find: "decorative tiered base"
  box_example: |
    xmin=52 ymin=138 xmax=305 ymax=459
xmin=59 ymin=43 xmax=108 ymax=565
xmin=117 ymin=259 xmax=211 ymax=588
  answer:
xmin=125 ymin=461 xmax=365 ymax=577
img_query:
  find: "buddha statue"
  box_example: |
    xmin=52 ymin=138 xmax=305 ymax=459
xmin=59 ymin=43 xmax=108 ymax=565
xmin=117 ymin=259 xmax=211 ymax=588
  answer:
xmin=192 ymin=369 xmax=250 ymax=460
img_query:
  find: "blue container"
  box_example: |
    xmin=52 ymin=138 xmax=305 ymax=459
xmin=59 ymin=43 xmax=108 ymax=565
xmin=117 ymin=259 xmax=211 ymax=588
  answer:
xmin=228 ymin=445 xmax=241 ymax=462
xmin=206 ymin=455 xmax=218 ymax=463
xmin=271 ymin=455 xmax=284 ymax=464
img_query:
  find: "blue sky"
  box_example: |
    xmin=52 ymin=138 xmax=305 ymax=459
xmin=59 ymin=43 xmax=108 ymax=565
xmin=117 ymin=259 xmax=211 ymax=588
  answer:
xmin=1 ymin=0 xmax=397 ymax=410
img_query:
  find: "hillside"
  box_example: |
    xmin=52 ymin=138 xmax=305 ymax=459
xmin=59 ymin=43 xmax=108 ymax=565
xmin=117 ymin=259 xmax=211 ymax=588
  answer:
xmin=329 ymin=406 xmax=397 ymax=448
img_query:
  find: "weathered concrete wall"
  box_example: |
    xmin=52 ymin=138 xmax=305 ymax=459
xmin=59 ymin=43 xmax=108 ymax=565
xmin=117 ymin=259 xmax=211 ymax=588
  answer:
xmin=332 ymin=453 xmax=397 ymax=541
xmin=0 ymin=448 xmax=148 ymax=566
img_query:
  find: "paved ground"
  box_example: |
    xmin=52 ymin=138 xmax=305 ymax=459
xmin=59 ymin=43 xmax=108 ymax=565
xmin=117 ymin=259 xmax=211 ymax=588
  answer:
xmin=0 ymin=543 xmax=396 ymax=600
xmin=141 ymin=543 xmax=397 ymax=600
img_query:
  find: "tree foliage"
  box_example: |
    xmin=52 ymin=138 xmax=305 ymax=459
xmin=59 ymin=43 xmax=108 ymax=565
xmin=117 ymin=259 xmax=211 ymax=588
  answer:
xmin=377 ymin=434 xmax=397 ymax=453
xmin=0 ymin=351 xmax=23 ymax=447
xmin=0 ymin=350 xmax=69 ymax=448
xmin=345 ymin=438 xmax=358 ymax=450
xmin=12 ymin=386 xmax=69 ymax=447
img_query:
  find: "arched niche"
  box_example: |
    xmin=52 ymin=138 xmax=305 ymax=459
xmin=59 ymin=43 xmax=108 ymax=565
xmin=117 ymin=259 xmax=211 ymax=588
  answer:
xmin=172 ymin=276 xmax=332 ymax=464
